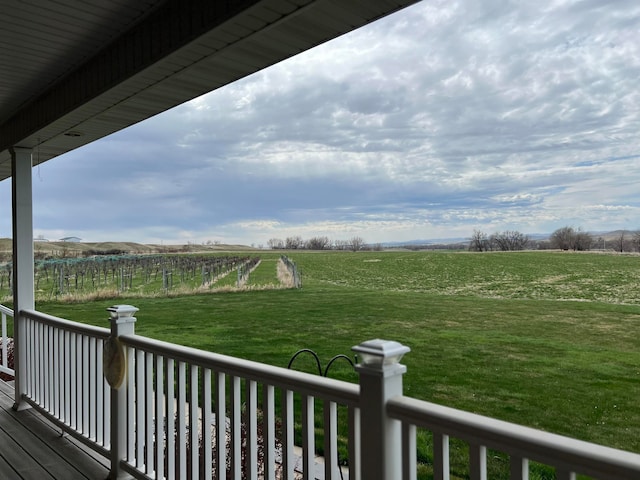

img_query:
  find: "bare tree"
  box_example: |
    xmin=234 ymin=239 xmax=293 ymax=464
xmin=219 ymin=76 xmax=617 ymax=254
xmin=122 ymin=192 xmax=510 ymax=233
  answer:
xmin=489 ymin=230 xmax=529 ymax=251
xmin=285 ymin=236 xmax=304 ymax=249
xmin=550 ymin=226 xmax=592 ymax=251
xmin=333 ymin=239 xmax=349 ymax=250
xmin=349 ymin=236 xmax=365 ymax=252
xmin=306 ymin=236 xmax=331 ymax=250
xmin=267 ymin=238 xmax=284 ymax=250
xmin=469 ymin=230 xmax=489 ymax=252
xmin=614 ymin=231 xmax=632 ymax=252
xmin=550 ymin=226 xmax=575 ymax=250
xmin=573 ymin=229 xmax=592 ymax=251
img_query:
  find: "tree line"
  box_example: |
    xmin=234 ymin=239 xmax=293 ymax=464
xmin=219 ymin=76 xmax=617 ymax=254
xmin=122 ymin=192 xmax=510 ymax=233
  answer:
xmin=468 ymin=230 xmax=531 ymax=251
xmin=470 ymin=226 xmax=640 ymax=252
xmin=267 ymin=236 xmax=378 ymax=251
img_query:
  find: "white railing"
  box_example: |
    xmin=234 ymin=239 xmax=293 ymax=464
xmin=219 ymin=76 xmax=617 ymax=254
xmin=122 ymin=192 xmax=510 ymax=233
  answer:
xmin=20 ymin=309 xmax=111 ymax=457
xmin=388 ymin=396 xmax=640 ymax=480
xmin=116 ymin=330 xmax=360 ymax=479
xmin=0 ymin=304 xmax=14 ymax=377
xmin=7 ymin=303 xmax=640 ymax=479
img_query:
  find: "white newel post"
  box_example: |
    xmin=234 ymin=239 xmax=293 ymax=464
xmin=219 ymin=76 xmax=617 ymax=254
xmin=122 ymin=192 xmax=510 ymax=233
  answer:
xmin=353 ymin=339 xmax=410 ymax=480
xmin=106 ymin=305 xmax=138 ymax=479
xmin=10 ymin=147 xmax=34 ymax=411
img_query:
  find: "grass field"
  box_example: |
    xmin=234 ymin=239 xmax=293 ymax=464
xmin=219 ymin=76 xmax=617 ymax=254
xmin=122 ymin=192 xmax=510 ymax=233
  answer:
xmin=16 ymin=250 xmax=640 ymax=478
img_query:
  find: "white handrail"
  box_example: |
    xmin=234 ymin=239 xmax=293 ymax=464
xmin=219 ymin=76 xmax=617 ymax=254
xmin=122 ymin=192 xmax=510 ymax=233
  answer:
xmin=22 ymin=309 xmax=110 ymax=339
xmin=388 ymin=395 xmax=640 ymax=480
xmin=120 ymin=333 xmax=360 ymax=405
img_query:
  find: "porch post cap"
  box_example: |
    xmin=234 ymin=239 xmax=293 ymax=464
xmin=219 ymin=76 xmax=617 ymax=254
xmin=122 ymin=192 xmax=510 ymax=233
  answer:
xmin=352 ymin=339 xmax=410 ymax=367
xmin=107 ymin=304 xmax=139 ymax=319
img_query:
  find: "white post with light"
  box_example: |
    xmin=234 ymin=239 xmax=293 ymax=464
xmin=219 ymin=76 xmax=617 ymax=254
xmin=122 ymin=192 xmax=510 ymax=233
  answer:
xmin=352 ymin=339 xmax=410 ymax=480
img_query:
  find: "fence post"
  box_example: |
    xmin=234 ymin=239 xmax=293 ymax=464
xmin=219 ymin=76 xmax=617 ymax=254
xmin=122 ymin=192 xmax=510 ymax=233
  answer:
xmin=105 ymin=305 xmax=138 ymax=479
xmin=353 ymin=339 xmax=410 ymax=480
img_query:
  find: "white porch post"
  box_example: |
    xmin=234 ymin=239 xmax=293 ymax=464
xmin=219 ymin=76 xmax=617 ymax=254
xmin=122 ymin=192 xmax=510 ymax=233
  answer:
xmin=10 ymin=146 xmax=34 ymax=410
xmin=353 ymin=339 xmax=410 ymax=480
xmin=106 ymin=304 xmax=138 ymax=479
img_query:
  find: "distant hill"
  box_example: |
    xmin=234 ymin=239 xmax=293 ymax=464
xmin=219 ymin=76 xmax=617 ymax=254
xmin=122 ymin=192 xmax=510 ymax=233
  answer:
xmin=384 ymin=233 xmax=551 ymax=249
xmin=0 ymin=238 xmax=254 ymax=261
xmin=382 ymin=231 xmax=638 ymax=250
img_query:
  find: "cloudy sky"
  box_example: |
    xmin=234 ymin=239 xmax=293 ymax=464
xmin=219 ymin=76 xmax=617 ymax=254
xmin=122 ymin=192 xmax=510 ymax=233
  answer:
xmin=3 ymin=0 xmax=640 ymax=246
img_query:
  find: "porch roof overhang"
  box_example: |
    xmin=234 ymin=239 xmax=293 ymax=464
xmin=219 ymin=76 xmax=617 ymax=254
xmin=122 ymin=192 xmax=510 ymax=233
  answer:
xmin=0 ymin=0 xmax=419 ymax=181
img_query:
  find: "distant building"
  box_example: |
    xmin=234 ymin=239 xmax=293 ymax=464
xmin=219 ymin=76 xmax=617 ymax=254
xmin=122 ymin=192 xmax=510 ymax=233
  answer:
xmin=34 ymin=235 xmax=49 ymax=242
xmin=59 ymin=236 xmax=82 ymax=243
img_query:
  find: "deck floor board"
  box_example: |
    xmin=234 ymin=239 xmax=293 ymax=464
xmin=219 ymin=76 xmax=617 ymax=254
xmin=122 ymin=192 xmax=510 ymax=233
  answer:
xmin=0 ymin=380 xmax=109 ymax=480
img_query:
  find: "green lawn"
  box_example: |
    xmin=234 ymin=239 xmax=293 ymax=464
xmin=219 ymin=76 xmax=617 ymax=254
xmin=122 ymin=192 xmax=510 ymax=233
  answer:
xmin=20 ymin=250 xmax=640 ymax=478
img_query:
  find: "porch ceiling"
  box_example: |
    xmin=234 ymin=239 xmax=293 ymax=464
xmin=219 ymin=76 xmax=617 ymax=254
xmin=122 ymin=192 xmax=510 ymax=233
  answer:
xmin=0 ymin=0 xmax=419 ymax=181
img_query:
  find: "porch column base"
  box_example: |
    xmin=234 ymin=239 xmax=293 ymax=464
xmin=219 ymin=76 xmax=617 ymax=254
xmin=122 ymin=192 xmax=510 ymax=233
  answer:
xmin=12 ymin=400 xmax=32 ymax=411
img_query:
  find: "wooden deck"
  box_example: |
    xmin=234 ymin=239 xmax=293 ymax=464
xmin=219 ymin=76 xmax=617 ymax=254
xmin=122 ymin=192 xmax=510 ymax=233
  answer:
xmin=0 ymin=380 xmax=110 ymax=480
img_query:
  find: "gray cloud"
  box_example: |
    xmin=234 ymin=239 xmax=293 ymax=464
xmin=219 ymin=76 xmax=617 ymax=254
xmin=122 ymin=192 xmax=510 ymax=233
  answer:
xmin=2 ymin=0 xmax=640 ymax=245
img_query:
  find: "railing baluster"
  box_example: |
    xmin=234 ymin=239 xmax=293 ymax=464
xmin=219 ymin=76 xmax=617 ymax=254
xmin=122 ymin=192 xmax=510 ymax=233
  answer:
xmin=433 ymin=432 xmax=450 ymax=480
xmin=323 ymin=400 xmax=339 ymax=479
xmin=155 ymin=354 xmax=165 ymax=480
xmin=32 ymin=318 xmax=37 ymax=397
xmin=97 ymin=339 xmax=104 ymax=446
xmin=177 ymin=360 xmax=187 ymax=479
xmin=215 ymin=371 xmax=226 ymax=480
xmin=166 ymin=357 xmax=176 ymax=480
xmin=77 ymin=334 xmax=84 ymax=431
xmin=89 ymin=336 xmax=96 ymax=440
xmin=401 ymin=423 xmax=417 ymax=480
xmin=36 ymin=320 xmax=42 ymax=403
xmin=348 ymin=406 xmax=360 ymax=480
xmin=136 ymin=349 xmax=145 ymax=468
xmin=469 ymin=443 xmax=487 ymax=480
xmin=247 ymin=379 xmax=258 ymax=480
xmin=82 ymin=334 xmax=89 ymax=434
xmin=47 ymin=324 xmax=53 ymax=411
xmin=302 ymin=394 xmax=315 ymax=479
xmin=31 ymin=319 xmax=36 ymax=401
xmin=24 ymin=317 xmax=29 ymax=395
xmin=510 ymin=455 xmax=529 ymax=480
xmin=70 ymin=332 xmax=77 ymax=430
xmin=126 ymin=344 xmax=136 ymax=462
xmin=189 ymin=364 xmax=199 ymax=480
xmin=53 ymin=328 xmax=60 ymax=418
xmin=104 ymin=362 xmax=111 ymax=449
xmin=282 ymin=389 xmax=295 ymax=480
xmin=41 ymin=325 xmax=46 ymax=409
xmin=41 ymin=322 xmax=46 ymax=405
xmin=263 ymin=384 xmax=276 ymax=480
xmin=64 ymin=330 xmax=71 ymax=424
xmin=230 ymin=375 xmax=242 ymax=479
xmin=202 ymin=368 xmax=212 ymax=480
xmin=145 ymin=352 xmax=154 ymax=474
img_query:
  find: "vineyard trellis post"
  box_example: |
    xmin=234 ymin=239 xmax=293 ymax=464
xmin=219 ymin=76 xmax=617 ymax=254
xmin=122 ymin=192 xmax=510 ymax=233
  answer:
xmin=280 ymin=255 xmax=301 ymax=288
xmin=58 ymin=264 xmax=64 ymax=295
xmin=163 ymin=268 xmax=172 ymax=291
